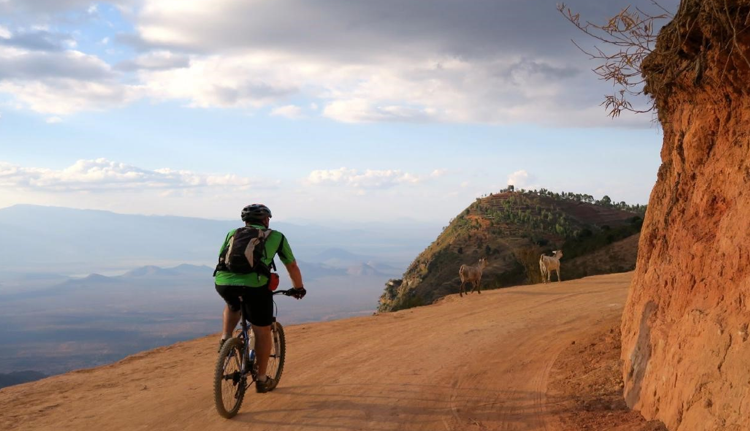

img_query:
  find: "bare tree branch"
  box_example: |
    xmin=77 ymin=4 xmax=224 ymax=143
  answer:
xmin=557 ymin=2 xmax=668 ymax=117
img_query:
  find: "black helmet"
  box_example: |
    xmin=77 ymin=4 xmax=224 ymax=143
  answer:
xmin=241 ymin=204 xmax=272 ymax=222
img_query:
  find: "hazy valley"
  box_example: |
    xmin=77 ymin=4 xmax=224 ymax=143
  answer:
xmin=0 ymin=205 xmax=435 ymax=385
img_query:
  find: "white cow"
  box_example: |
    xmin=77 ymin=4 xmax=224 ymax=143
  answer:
xmin=459 ymin=258 xmax=488 ymax=297
xmin=539 ymin=250 xmax=563 ymax=283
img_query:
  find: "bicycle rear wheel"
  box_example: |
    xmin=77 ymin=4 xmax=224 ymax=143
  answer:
xmin=265 ymin=322 xmax=286 ymax=391
xmin=214 ymin=337 xmax=247 ymax=418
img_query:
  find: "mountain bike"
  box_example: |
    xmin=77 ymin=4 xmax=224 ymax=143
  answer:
xmin=213 ymin=289 xmax=295 ymax=418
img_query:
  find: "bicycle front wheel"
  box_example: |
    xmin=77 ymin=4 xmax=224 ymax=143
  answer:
xmin=214 ymin=337 xmax=246 ymax=418
xmin=265 ymin=321 xmax=286 ymax=391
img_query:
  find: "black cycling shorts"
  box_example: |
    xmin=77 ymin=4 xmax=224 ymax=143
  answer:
xmin=215 ymin=284 xmax=274 ymax=327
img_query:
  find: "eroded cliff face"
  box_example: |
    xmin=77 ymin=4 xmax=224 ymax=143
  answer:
xmin=621 ymin=1 xmax=750 ymax=429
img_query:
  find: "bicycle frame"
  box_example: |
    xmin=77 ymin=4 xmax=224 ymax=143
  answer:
xmin=235 ymin=289 xmax=292 ymax=384
xmin=215 ymin=288 xmax=294 ymax=418
xmin=236 ymin=299 xmax=256 ymax=382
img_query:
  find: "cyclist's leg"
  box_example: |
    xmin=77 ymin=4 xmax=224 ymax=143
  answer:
xmin=243 ymin=287 xmax=274 ymax=378
xmin=223 ymin=305 xmax=241 ymax=338
xmin=251 ymin=324 xmax=272 ymax=376
xmin=216 ymin=284 xmax=243 ymax=340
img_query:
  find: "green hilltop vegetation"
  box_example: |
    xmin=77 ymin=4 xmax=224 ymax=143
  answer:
xmin=378 ymin=188 xmax=646 ymax=312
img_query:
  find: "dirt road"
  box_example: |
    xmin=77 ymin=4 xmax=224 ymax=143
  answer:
xmin=0 ymin=272 xmax=633 ymax=431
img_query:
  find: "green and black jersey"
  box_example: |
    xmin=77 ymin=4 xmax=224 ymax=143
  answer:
xmin=214 ymin=224 xmax=296 ymax=287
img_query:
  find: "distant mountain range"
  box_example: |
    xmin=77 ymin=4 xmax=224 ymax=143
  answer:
xmin=0 ymin=261 xmax=395 ymax=378
xmin=123 ymin=264 xmax=211 ymax=278
xmin=0 ymin=371 xmax=46 ymax=390
xmin=0 ymin=205 xmax=436 ymax=275
xmin=2 ymin=260 xmax=398 ymax=301
xmin=307 ymin=247 xmax=401 ymax=274
xmin=310 ymin=247 xmax=375 ymax=265
xmin=0 ymin=204 xmax=432 ymax=384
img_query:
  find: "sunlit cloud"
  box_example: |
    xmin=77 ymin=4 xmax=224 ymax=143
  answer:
xmin=306 ymin=167 xmax=430 ymax=189
xmin=270 ymin=104 xmax=304 ymax=119
xmin=114 ymin=50 xmax=189 ymax=71
xmin=0 ymin=158 xmax=279 ymax=192
xmin=0 ymin=0 xmax=673 ymax=125
xmin=507 ymin=169 xmax=540 ymax=190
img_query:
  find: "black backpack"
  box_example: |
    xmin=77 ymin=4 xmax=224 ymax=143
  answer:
xmin=213 ymin=227 xmax=275 ymax=277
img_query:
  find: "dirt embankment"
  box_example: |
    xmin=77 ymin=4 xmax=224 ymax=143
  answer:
xmin=621 ymin=1 xmax=750 ymax=429
xmin=549 ymin=322 xmax=666 ymax=431
xmin=1 ymin=273 xmax=642 ymax=431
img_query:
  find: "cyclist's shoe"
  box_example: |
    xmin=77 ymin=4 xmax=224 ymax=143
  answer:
xmin=218 ymin=338 xmax=226 ymax=353
xmin=255 ymin=377 xmax=275 ymax=394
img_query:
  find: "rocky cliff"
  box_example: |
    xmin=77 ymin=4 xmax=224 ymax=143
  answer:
xmin=621 ymin=1 xmax=750 ymax=429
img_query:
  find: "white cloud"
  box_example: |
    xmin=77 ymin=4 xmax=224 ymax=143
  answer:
xmin=507 ymin=170 xmax=535 ymax=188
xmin=0 ymin=158 xmax=279 ymax=192
xmin=306 ymin=167 xmax=424 ymax=189
xmin=270 ymin=104 xmax=303 ymax=119
xmin=0 ymin=0 xmax=665 ymax=126
xmin=5 ymin=0 xmax=113 ymax=13
xmin=0 ymin=47 xmax=135 ymax=115
xmin=322 ymin=98 xmax=438 ymax=124
xmin=100 ymin=37 xmax=109 ymax=45
xmin=0 ymin=25 xmax=11 ymax=39
xmin=131 ymin=49 xmax=632 ymax=126
xmin=139 ymin=52 xmax=298 ymax=109
xmin=45 ymin=116 xmax=61 ymax=123
xmin=0 ymin=79 xmax=135 ymax=115
xmin=115 ymin=50 xmax=189 ymax=71
xmin=121 ymin=0 xmax=662 ymax=127
xmin=0 ymin=47 xmax=113 ymax=80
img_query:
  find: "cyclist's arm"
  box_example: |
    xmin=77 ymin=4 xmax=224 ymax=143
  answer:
xmin=284 ymin=261 xmax=304 ymax=289
xmin=276 ymin=233 xmax=304 ymax=289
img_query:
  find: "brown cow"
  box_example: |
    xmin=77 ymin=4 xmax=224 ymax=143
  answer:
xmin=459 ymin=258 xmax=488 ymax=297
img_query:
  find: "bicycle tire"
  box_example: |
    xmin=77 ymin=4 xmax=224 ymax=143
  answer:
xmin=214 ymin=337 xmax=246 ymax=418
xmin=265 ymin=322 xmax=286 ymax=391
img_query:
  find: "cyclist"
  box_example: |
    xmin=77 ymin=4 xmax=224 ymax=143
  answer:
xmin=214 ymin=203 xmax=306 ymax=393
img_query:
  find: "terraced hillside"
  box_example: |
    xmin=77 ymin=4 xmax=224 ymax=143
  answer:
xmin=379 ymin=189 xmax=645 ymax=311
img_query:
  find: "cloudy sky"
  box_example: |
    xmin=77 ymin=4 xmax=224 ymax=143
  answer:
xmin=0 ymin=0 xmax=677 ymax=225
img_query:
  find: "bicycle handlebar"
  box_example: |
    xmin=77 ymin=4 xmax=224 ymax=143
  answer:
xmin=273 ymin=289 xmax=299 ymax=296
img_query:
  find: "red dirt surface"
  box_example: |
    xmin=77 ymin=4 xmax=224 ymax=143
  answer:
xmin=548 ymin=320 xmax=666 ymax=431
xmin=1 ymin=273 xmax=644 ymax=430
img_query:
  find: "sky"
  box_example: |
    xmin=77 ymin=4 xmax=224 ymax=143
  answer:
xmin=0 ymin=0 xmax=679 ymax=225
